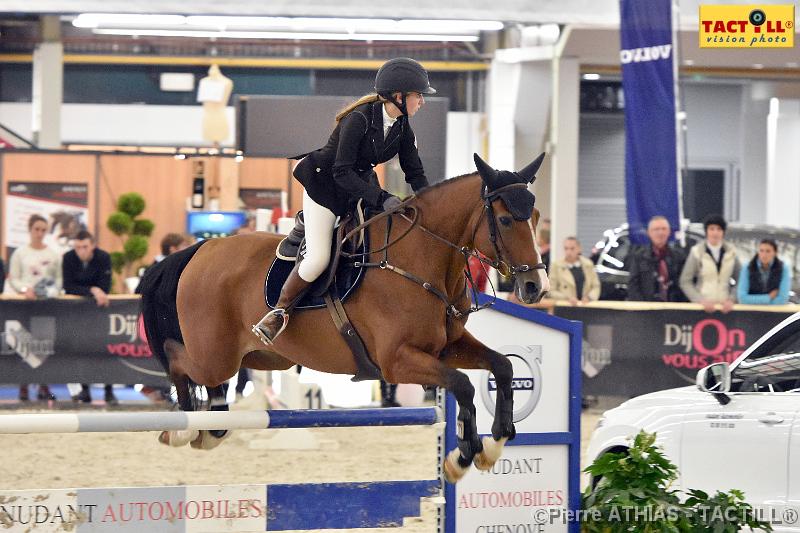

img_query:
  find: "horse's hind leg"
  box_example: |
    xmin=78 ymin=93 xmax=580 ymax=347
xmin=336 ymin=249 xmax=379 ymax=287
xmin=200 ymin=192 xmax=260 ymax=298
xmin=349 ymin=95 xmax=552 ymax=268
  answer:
xmin=383 ymin=344 xmax=483 ymax=484
xmin=158 ymin=339 xmax=200 ymax=447
xmin=189 ymin=385 xmax=231 ymax=450
xmin=158 ymin=340 xmax=230 ymax=450
xmin=442 ymin=332 xmax=516 ymax=471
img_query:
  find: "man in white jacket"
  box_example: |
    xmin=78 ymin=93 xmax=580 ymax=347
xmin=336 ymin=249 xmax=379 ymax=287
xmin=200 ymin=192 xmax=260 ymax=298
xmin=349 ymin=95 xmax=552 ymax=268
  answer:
xmin=679 ymin=214 xmax=741 ymax=313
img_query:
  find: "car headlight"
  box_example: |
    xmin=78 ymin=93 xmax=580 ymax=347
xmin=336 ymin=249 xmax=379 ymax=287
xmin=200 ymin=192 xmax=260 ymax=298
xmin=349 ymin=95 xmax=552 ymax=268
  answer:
xmin=595 ymin=417 xmax=606 ymax=430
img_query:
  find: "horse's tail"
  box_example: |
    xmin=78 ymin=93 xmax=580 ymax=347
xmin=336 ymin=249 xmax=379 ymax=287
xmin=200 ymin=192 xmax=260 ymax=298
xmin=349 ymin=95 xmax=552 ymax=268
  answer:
xmin=137 ymin=240 xmax=208 ymax=374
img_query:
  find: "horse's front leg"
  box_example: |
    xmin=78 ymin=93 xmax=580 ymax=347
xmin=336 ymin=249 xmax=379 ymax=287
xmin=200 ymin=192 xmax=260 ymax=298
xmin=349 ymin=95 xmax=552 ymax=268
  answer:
xmin=441 ymin=331 xmax=516 ymax=471
xmin=383 ymin=344 xmax=482 ymax=484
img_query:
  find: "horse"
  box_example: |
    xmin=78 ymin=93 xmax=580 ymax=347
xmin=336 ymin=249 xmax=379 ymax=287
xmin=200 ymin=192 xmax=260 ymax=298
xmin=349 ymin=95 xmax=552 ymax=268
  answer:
xmin=137 ymin=153 xmax=549 ymax=483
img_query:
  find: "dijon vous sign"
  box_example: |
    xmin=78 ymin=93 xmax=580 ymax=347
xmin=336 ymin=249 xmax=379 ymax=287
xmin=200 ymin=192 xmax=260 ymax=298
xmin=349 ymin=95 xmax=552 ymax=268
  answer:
xmin=699 ymin=4 xmax=795 ymax=48
xmin=553 ymin=305 xmax=792 ymax=397
xmin=0 ymin=297 xmax=168 ymax=386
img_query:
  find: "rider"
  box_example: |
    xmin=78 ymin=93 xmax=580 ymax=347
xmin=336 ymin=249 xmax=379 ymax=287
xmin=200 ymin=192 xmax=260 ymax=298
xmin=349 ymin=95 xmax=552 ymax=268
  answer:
xmin=253 ymin=57 xmax=436 ymax=344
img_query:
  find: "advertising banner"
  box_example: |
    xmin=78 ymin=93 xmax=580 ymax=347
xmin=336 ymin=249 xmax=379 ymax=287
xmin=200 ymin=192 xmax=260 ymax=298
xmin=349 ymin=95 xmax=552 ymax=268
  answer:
xmin=238 ymin=188 xmax=284 ymax=211
xmin=450 ymin=299 xmax=582 ymax=533
xmin=554 ymin=306 xmax=792 ymax=397
xmin=619 ymin=0 xmax=680 ymax=244
xmin=0 ymin=297 xmax=169 ymax=386
xmin=5 ymin=181 xmax=89 ymax=258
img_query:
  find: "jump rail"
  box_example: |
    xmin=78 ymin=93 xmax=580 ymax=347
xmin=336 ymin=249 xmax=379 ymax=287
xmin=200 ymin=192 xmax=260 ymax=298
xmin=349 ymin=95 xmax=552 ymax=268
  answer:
xmin=0 ymin=407 xmax=443 ymax=434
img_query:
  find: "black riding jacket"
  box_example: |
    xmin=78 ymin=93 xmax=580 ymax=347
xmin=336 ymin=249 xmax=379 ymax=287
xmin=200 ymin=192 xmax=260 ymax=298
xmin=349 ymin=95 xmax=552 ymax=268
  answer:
xmin=293 ymin=101 xmax=429 ymax=216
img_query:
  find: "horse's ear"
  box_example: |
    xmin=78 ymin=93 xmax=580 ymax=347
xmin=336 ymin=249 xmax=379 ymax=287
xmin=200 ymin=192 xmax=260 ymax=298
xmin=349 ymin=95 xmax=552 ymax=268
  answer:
xmin=517 ymin=152 xmax=546 ymax=184
xmin=473 ymin=153 xmax=498 ymax=186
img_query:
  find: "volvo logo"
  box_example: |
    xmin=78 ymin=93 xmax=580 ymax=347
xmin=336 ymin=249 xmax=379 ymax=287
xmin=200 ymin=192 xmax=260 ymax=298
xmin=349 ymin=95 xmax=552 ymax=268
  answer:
xmin=480 ymin=345 xmax=543 ymax=422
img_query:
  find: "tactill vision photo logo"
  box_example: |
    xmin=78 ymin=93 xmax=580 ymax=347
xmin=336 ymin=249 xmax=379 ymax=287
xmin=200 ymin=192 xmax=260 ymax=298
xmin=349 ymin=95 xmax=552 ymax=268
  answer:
xmin=0 ymin=317 xmax=56 ymax=368
xmin=699 ymin=4 xmax=794 ymax=48
xmin=480 ymin=345 xmax=542 ymax=423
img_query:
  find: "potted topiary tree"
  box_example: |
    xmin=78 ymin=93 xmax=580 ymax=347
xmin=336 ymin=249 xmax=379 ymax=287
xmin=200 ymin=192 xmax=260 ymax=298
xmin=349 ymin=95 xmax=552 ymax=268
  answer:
xmin=106 ymin=192 xmax=155 ymax=292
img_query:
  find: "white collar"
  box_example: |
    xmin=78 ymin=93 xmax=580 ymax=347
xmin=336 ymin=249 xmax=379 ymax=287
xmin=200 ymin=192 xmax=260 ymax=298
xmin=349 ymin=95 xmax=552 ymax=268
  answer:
xmin=382 ymin=104 xmax=398 ymax=129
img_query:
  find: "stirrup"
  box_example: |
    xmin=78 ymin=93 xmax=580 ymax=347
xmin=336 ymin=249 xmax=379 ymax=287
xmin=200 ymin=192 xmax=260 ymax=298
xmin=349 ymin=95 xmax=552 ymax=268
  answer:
xmin=251 ymin=309 xmax=289 ymax=346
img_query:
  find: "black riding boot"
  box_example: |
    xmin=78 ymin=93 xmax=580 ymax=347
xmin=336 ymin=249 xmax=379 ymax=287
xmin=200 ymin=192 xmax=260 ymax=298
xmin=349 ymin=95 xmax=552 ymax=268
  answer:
xmin=252 ymin=265 xmax=312 ymax=345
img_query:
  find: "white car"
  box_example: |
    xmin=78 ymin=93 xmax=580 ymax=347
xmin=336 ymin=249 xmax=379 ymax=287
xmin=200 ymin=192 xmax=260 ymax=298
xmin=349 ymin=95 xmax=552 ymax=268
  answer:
xmin=587 ymin=311 xmax=800 ymax=532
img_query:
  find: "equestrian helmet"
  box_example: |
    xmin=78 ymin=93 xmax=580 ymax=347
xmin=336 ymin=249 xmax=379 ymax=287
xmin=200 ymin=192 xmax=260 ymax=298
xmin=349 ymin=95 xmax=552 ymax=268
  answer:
xmin=375 ymin=58 xmax=436 ymax=95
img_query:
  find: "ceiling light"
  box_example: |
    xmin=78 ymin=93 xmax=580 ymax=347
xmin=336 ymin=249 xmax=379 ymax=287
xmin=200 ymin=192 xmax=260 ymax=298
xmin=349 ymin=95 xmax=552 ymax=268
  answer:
xmin=73 ymin=13 xmax=186 ymax=28
xmin=683 ymin=59 xmax=694 ymax=66
xmin=785 ymin=62 xmax=798 ymax=68
xmin=753 ymin=63 xmax=765 ymax=69
xmin=92 ymin=28 xmax=480 ymax=42
xmin=582 ymin=73 xmax=601 ymax=80
xmin=184 ymin=16 xmax=502 ymax=33
xmin=74 ymin=13 xmax=501 ymax=39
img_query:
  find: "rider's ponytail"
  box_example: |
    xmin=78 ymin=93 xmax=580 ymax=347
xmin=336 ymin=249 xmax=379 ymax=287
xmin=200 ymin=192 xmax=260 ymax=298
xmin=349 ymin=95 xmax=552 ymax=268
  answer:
xmin=335 ymin=93 xmax=382 ymax=123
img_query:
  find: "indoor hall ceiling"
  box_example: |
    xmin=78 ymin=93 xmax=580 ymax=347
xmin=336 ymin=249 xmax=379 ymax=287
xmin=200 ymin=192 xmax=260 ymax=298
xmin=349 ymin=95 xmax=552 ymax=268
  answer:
xmin=6 ymin=0 xmax=621 ymax=25
xmin=4 ymin=0 xmax=794 ymax=28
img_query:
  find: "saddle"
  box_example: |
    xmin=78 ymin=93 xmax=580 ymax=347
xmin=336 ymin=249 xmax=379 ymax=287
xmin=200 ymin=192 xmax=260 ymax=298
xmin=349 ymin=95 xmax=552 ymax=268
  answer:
xmin=265 ymin=202 xmax=382 ymax=382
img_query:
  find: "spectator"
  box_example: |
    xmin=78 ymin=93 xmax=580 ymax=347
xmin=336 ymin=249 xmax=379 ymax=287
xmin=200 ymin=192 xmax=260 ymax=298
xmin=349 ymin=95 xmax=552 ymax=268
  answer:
xmin=548 ymin=237 xmax=601 ymax=305
xmin=138 ymin=233 xmax=187 ymax=279
xmin=626 ymin=216 xmax=687 ymax=302
xmin=159 ymin=233 xmax=187 ymax=260
xmin=62 ymin=230 xmax=118 ymax=405
xmin=8 ymin=214 xmax=62 ymax=401
xmin=679 ymin=214 xmax=741 ymax=314
xmin=737 ymin=238 xmax=791 ymax=305
xmin=537 ymin=227 xmax=551 ymax=270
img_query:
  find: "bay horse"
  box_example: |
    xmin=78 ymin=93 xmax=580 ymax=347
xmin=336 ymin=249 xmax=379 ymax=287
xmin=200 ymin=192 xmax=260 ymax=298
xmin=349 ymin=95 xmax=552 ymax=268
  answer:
xmin=138 ymin=153 xmax=549 ymax=483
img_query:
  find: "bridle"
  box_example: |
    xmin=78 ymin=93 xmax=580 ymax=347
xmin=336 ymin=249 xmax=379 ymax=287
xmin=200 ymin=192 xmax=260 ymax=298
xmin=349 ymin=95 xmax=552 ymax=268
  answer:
xmin=475 ymin=182 xmax=547 ymax=278
xmin=341 ymin=183 xmax=546 ymax=318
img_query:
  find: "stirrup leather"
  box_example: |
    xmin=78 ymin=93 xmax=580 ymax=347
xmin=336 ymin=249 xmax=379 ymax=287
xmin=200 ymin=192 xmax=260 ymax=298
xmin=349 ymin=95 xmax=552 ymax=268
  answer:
xmin=251 ymin=309 xmax=289 ymax=345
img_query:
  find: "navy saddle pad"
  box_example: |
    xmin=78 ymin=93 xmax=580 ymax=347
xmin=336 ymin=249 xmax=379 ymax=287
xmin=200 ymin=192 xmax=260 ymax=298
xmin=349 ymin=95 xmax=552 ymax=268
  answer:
xmin=264 ymin=231 xmax=368 ymax=311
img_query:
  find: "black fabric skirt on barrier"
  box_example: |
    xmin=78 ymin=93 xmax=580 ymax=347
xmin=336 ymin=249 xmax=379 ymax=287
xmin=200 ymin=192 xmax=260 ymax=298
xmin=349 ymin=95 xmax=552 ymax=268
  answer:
xmin=0 ymin=297 xmax=169 ymax=386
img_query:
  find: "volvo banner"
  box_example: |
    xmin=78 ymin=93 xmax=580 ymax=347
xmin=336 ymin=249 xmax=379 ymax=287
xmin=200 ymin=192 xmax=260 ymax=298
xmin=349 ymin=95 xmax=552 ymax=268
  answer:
xmin=620 ymin=0 xmax=681 ymax=244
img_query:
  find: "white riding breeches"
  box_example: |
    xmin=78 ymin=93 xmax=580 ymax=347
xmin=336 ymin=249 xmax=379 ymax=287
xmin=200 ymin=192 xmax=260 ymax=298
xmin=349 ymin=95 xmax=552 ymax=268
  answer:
xmin=297 ymin=189 xmax=337 ymax=283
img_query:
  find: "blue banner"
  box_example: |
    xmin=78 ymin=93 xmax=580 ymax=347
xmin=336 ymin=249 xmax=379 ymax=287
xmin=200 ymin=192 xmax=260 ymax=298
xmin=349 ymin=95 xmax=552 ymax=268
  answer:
xmin=620 ymin=0 xmax=680 ymax=244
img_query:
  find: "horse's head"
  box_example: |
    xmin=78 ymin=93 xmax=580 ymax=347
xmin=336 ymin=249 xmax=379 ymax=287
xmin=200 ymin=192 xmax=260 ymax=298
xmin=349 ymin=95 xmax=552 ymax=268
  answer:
xmin=472 ymin=153 xmax=550 ymax=304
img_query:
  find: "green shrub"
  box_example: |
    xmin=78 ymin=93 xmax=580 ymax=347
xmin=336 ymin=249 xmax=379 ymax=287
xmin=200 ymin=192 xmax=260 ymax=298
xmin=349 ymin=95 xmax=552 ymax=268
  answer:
xmin=123 ymin=235 xmax=149 ymax=262
xmin=582 ymin=430 xmax=772 ymax=533
xmin=132 ymin=219 xmax=155 ymax=237
xmin=105 ymin=192 xmax=155 ymax=284
xmin=110 ymin=251 xmax=126 ymax=273
xmin=117 ymin=192 xmax=146 ymax=217
xmin=107 ymin=212 xmax=133 ymax=235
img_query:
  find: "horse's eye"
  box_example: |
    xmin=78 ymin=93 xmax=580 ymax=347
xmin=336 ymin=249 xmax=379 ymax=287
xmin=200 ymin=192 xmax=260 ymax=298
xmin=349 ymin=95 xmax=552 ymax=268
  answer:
xmin=499 ymin=216 xmax=513 ymax=227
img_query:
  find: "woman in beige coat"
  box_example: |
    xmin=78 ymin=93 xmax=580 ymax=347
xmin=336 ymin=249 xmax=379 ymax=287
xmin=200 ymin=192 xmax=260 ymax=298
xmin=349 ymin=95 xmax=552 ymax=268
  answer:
xmin=548 ymin=237 xmax=601 ymax=305
xmin=679 ymin=214 xmax=741 ymax=313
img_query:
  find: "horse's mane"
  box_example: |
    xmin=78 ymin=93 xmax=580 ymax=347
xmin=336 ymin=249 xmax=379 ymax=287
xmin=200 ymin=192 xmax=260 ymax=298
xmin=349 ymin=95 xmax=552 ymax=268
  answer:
xmin=414 ymin=171 xmax=479 ymax=197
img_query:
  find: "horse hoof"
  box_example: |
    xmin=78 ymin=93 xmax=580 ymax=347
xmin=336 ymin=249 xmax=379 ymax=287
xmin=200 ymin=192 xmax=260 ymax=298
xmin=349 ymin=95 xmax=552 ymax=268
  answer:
xmin=443 ymin=449 xmax=470 ymax=484
xmin=473 ymin=436 xmax=508 ymax=471
xmin=158 ymin=429 xmax=199 ymax=447
xmin=190 ymin=430 xmax=231 ymax=450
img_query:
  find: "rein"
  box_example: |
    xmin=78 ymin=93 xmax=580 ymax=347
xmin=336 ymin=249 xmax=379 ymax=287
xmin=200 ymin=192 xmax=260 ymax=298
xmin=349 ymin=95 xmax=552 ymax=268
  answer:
xmin=341 ymin=184 xmax=545 ymax=319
